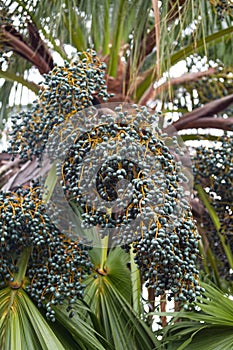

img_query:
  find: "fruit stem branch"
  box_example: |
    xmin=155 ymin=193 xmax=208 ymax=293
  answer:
xmin=11 ymin=246 xmax=32 ymax=288
xmin=100 ymin=236 xmax=109 ymax=270
xmin=130 ymin=246 xmax=141 ymax=315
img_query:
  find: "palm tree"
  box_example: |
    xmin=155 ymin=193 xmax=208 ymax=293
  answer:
xmin=0 ymin=1 xmax=233 ymax=349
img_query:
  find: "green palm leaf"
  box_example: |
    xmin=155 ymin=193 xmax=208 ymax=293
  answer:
xmin=53 ymin=301 xmax=109 ymax=350
xmin=0 ymin=286 xmax=109 ymax=350
xmin=85 ymin=247 xmax=159 ymax=350
xmin=160 ymin=283 xmax=233 ymax=350
xmin=0 ymin=287 xmax=66 ymax=350
xmin=135 ymin=25 xmax=233 ymax=101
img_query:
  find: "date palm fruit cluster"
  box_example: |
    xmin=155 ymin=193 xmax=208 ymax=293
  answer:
xmin=194 ymin=135 xmax=233 ymax=196
xmin=185 ymin=57 xmax=233 ymax=106
xmin=133 ymin=213 xmax=202 ymax=301
xmin=7 ymin=50 xmax=202 ymax=304
xmin=193 ymin=135 xmax=233 ymax=279
xmin=8 ymin=49 xmax=111 ymax=160
xmin=61 ymin=104 xmax=202 ymax=301
xmin=61 ymin=107 xmax=156 ymax=241
xmin=210 ymin=0 xmax=233 ymax=18
xmin=0 ymin=184 xmax=92 ymax=321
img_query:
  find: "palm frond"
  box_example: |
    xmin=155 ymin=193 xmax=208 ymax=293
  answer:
xmin=160 ymin=283 xmax=233 ymax=350
xmin=53 ymin=300 xmax=109 ymax=350
xmin=85 ymin=247 xmax=159 ymax=350
xmin=0 ymin=287 xmax=66 ymax=350
xmin=0 ymin=80 xmax=14 ymax=129
xmin=136 ymin=24 xmax=233 ymax=101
